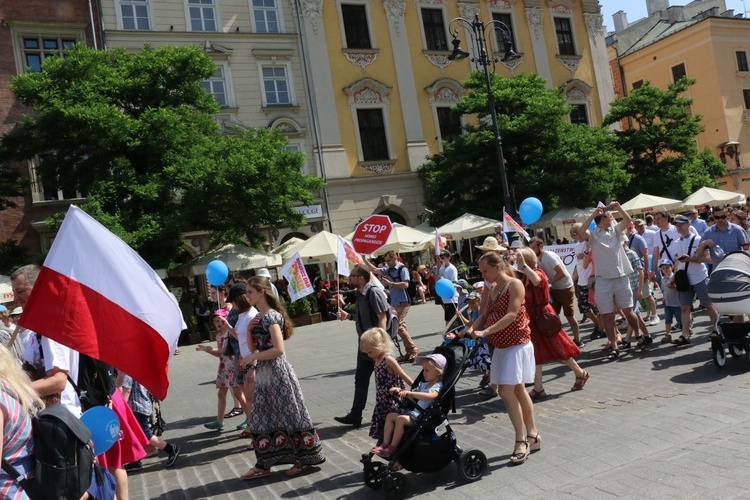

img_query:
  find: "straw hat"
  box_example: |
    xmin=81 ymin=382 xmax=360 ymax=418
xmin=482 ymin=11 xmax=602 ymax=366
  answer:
xmin=475 ymin=236 xmax=507 ymax=252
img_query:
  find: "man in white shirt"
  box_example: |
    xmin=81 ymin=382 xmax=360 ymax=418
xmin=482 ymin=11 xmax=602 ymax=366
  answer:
xmin=434 ymin=250 xmax=458 ymax=325
xmin=570 ymin=224 xmax=602 ymax=343
xmin=633 ymin=219 xmax=659 ymax=325
xmin=11 ymin=264 xmax=81 ymax=416
xmin=529 ymin=237 xmax=582 ymax=346
xmin=581 ymin=203 xmax=640 ymax=360
xmin=650 ymin=211 xmax=698 ymax=279
xmin=666 ymin=215 xmax=717 ymax=345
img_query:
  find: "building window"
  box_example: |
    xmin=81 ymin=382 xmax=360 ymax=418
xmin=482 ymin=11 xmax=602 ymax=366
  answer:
xmin=201 ymin=66 xmax=229 ymax=107
xmin=421 ymin=8 xmax=448 ymax=51
xmin=29 ymin=155 xmax=86 ymax=202
xmin=569 ymin=104 xmax=588 ymax=125
xmin=671 ymin=63 xmax=686 ymax=82
xmin=252 ymin=0 xmax=280 ymax=33
xmin=356 ymin=109 xmax=389 ymax=161
xmin=262 ymin=66 xmax=291 ymax=106
xmin=341 ymin=4 xmax=371 ymax=49
xmin=188 ymin=0 xmax=217 ymax=32
xmin=492 ymin=13 xmax=515 ymax=54
xmin=436 ymin=107 xmax=462 ymax=144
xmin=21 ymin=36 xmax=76 ymax=72
xmin=737 ymin=51 xmax=749 ymax=72
xmin=120 ymin=0 xmax=150 ymax=30
xmin=554 ymin=17 xmax=575 ymax=56
xmin=632 ymin=80 xmax=644 ymax=89
xmin=743 ymin=89 xmax=750 ymax=109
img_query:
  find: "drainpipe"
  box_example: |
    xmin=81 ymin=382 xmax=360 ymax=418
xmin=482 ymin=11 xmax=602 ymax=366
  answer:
xmin=87 ymin=0 xmax=98 ymax=49
xmin=96 ymin=0 xmax=107 ymax=49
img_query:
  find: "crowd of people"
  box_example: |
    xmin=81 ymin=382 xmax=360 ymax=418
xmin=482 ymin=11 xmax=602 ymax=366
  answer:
xmin=2 ymin=201 xmax=748 ymax=496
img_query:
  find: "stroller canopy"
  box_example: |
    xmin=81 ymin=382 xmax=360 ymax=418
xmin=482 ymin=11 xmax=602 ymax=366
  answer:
xmin=707 ymin=251 xmax=750 ymax=315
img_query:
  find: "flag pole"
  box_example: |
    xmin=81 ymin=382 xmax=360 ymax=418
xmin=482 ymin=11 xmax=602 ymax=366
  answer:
xmin=7 ymin=324 xmax=20 ymax=348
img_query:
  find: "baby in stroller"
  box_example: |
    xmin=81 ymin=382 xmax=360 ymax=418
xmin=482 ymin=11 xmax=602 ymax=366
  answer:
xmin=372 ymin=354 xmax=445 ymax=458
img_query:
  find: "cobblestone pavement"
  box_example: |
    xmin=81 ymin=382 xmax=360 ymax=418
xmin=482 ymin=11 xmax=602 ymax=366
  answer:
xmin=129 ymin=299 xmax=750 ymax=499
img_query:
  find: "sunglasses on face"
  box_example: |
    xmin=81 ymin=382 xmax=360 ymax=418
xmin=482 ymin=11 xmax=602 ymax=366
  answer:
xmin=715 ymin=214 xmax=727 ymax=219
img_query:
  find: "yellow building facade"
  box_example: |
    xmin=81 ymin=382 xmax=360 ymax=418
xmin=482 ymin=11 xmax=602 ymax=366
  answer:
xmin=300 ymin=0 xmax=615 ymax=233
xmin=610 ymin=3 xmax=750 ymax=196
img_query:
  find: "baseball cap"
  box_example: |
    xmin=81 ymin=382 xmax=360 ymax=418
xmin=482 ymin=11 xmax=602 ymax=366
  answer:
xmin=257 ymin=268 xmax=271 ymax=278
xmin=455 ymin=279 xmax=470 ymax=291
xmin=414 ymin=353 xmax=447 ymax=370
xmin=467 ymin=291 xmax=481 ymax=301
xmin=473 ymin=281 xmax=485 ymax=290
xmin=226 ymin=283 xmax=247 ymax=303
xmin=674 ymin=215 xmax=690 ymax=224
xmin=633 ymin=219 xmax=645 ymax=226
xmin=0 ymin=305 xmax=6 ymax=313
xmin=659 ymin=258 xmax=673 ymax=267
xmin=510 ymin=240 xmax=523 ymax=249
xmin=10 ymin=307 xmax=22 ymax=315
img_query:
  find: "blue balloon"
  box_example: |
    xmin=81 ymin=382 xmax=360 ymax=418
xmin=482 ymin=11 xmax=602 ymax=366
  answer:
xmin=206 ymin=259 xmax=229 ymax=286
xmin=435 ymin=278 xmax=456 ymax=300
xmin=519 ymin=197 xmax=543 ymax=225
xmin=81 ymin=406 xmax=120 ymax=456
xmin=588 ymin=220 xmax=596 ymax=231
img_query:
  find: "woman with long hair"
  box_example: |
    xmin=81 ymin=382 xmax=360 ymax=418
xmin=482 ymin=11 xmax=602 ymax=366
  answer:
xmin=0 ymin=346 xmax=43 ymax=499
xmin=468 ymin=251 xmax=540 ymax=465
xmin=238 ymin=277 xmax=325 ymax=480
xmin=514 ymin=248 xmax=589 ymax=398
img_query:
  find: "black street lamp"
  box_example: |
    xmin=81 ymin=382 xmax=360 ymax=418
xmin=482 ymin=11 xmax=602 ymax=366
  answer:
xmin=448 ymin=13 xmax=520 ymax=218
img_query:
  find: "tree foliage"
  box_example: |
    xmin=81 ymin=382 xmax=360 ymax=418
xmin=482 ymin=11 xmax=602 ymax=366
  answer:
xmin=419 ymin=73 xmax=628 ymax=226
xmin=603 ymin=77 xmax=726 ymax=200
xmin=0 ymin=45 xmax=323 ymax=267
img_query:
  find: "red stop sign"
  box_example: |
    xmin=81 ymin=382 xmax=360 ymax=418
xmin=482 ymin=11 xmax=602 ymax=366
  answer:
xmin=351 ymin=214 xmax=393 ymax=254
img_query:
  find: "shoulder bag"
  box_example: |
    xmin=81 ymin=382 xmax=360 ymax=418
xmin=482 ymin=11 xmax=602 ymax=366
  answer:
xmin=673 ymin=236 xmax=695 ymax=293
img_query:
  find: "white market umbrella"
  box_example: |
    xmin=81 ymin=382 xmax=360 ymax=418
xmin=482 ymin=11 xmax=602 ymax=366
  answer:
xmin=532 ymin=207 xmax=593 ymax=229
xmin=175 ymin=243 xmax=281 ymax=277
xmin=279 ymin=231 xmax=341 ymax=264
xmin=0 ymin=275 xmax=12 ymax=304
xmin=271 ymin=237 xmax=305 ymax=256
xmin=345 ymin=222 xmax=445 ymax=255
xmin=682 ymin=187 xmax=745 ymax=208
xmin=620 ymin=194 xmax=683 ymax=215
xmin=437 ymin=213 xmax=501 ymax=241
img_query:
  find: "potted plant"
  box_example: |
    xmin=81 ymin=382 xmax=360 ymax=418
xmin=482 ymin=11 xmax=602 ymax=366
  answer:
xmin=286 ymin=294 xmax=322 ymax=326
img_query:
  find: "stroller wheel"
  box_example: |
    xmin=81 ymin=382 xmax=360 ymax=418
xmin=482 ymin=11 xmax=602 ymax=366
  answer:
xmin=713 ymin=345 xmax=727 ymax=368
xmin=729 ymin=344 xmax=744 ymax=358
xmin=363 ymin=462 xmax=384 ymax=490
xmin=457 ymin=449 xmax=487 ymax=482
xmin=383 ymin=472 xmax=408 ymax=500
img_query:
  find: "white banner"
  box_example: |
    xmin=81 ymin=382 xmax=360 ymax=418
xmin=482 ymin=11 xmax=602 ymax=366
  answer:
xmin=544 ymin=244 xmax=578 ymax=277
xmin=280 ymin=252 xmax=315 ymax=302
xmin=336 ymin=236 xmax=364 ymax=277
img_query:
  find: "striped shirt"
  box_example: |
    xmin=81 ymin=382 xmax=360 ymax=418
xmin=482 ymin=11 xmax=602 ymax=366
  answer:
xmin=0 ymin=381 xmax=34 ymax=500
xmin=121 ymin=374 xmax=153 ymax=416
xmin=624 ymin=247 xmax=643 ymax=294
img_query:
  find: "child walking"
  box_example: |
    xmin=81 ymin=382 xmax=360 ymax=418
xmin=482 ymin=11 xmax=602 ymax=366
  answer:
xmin=359 ymin=327 xmax=414 ymax=446
xmin=659 ymin=259 xmax=682 ymax=344
xmin=372 ymin=353 xmax=446 ymax=458
xmin=196 ymin=309 xmax=247 ymax=431
xmin=447 ymin=292 xmax=492 ymax=397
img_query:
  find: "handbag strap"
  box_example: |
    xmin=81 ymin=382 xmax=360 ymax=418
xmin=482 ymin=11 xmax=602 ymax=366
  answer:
xmin=682 ymin=236 xmax=696 ymax=273
xmin=659 ymin=231 xmax=674 ymax=261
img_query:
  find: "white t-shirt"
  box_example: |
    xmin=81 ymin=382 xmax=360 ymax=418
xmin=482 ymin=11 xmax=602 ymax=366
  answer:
xmin=539 ymin=250 xmax=573 ymax=290
xmin=574 ymin=241 xmax=592 ymax=286
xmin=438 ymin=263 xmax=459 ymax=303
xmin=234 ymin=307 xmax=259 ymax=358
xmin=653 ymin=225 xmax=681 ymax=263
xmin=668 ymin=234 xmax=707 ymax=285
xmin=23 ymin=333 xmax=81 ymax=417
xmin=640 ymin=229 xmax=658 ymax=255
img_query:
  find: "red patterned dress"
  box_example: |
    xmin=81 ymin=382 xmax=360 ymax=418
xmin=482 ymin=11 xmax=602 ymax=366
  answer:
xmin=521 ymin=269 xmax=581 ymax=364
xmin=247 ymin=311 xmax=325 ymax=470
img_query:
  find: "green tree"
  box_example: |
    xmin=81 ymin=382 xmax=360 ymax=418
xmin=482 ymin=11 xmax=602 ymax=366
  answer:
xmin=603 ymin=77 xmax=726 ymax=200
xmin=419 ymin=73 xmax=628 ymax=225
xmin=0 ymin=45 xmax=323 ymax=267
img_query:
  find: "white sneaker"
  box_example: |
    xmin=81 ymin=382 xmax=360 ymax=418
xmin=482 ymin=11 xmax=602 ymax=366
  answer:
xmin=648 ymin=315 xmax=660 ymax=326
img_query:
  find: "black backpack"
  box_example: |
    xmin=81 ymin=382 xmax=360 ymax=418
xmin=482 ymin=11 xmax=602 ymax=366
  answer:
xmin=387 ymin=264 xmax=413 ymax=301
xmin=68 ymin=354 xmax=116 ymax=411
xmin=1 ymin=404 xmax=95 ymax=500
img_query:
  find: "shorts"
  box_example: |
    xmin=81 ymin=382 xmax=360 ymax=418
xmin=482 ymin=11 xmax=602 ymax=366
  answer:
xmin=631 ymin=290 xmax=640 ymax=315
xmin=549 ymin=286 xmax=575 ymax=317
xmin=575 ymin=284 xmax=598 ymax=314
xmin=641 ymin=280 xmax=654 ymax=299
xmin=594 ymin=276 xmax=633 ymax=314
xmin=442 ymin=302 xmax=457 ymax=322
xmin=678 ymin=278 xmax=712 ymax=308
xmin=234 ymin=356 xmax=246 ymax=386
xmin=134 ymin=411 xmax=154 ymax=441
xmin=663 ymin=305 xmax=681 ymax=325
xmin=489 ymin=342 xmax=535 ymax=386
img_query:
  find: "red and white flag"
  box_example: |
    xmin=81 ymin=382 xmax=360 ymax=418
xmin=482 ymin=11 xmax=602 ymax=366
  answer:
xmin=503 ymin=211 xmax=531 ymax=241
xmin=19 ymin=206 xmax=183 ymax=400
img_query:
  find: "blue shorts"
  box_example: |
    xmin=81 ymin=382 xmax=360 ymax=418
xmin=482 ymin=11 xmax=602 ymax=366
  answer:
xmin=134 ymin=411 xmax=154 ymax=440
xmin=663 ymin=305 xmax=681 ymax=325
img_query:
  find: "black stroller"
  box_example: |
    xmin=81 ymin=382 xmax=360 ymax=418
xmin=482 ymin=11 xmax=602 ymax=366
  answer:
xmin=361 ymin=340 xmax=487 ymax=499
xmin=706 ymin=251 xmax=750 ymax=367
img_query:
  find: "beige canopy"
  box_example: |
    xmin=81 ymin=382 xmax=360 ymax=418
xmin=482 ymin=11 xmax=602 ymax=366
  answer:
xmin=682 ymin=187 xmax=745 ymax=208
xmin=437 ymin=213 xmax=501 ymax=241
xmin=277 ymin=231 xmax=341 ymax=264
xmin=532 ymin=207 xmax=593 ymax=229
xmin=345 ymin=222 xmax=445 ymax=255
xmin=620 ymin=194 xmax=683 ymax=215
xmin=0 ymin=275 xmax=12 ymax=304
xmin=175 ymin=244 xmax=281 ymax=277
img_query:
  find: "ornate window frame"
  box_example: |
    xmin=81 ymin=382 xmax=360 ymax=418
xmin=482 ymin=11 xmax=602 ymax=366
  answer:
xmin=344 ymin=78 xmax=396 ymax=172
xmin=270 ymin=117 xmax=311 ymax=174
xmin=565 ymin=79 xmax=592 ymax=125
xmin=426 ymin=78 xmax=465 ymax=151
xmin=549 ymin=0 xmax=580 ymax=72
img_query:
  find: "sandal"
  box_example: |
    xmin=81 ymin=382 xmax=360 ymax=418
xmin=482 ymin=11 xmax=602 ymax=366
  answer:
xmin=239 ymin=428 xmax=253 ymax=439
xmin=224 ymin=407 xmax=243 ymax=419
xmin=284 ymin=465 xmax=306 ymax=477
xmin=606 ymin=349 xmax=619 ymax=360
xmin=636 ymin=336 xmax=647 ymax=351
xmin=240 ymin=467 xmax=271 ymax=480
xmin=672 ymin=335 xmax=691 ymax=346
xmin=509 ymin=440 xmax=529 ymax=465
xmin=528 ymin=389 xmax=547 ymax=399
xmin=571 ymin=371 xmax=589 ymax=391
xmin=661 ymin=334 xmax=673 ymax=344
xmin=527 ymin=433 xmax=542 ymax=453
